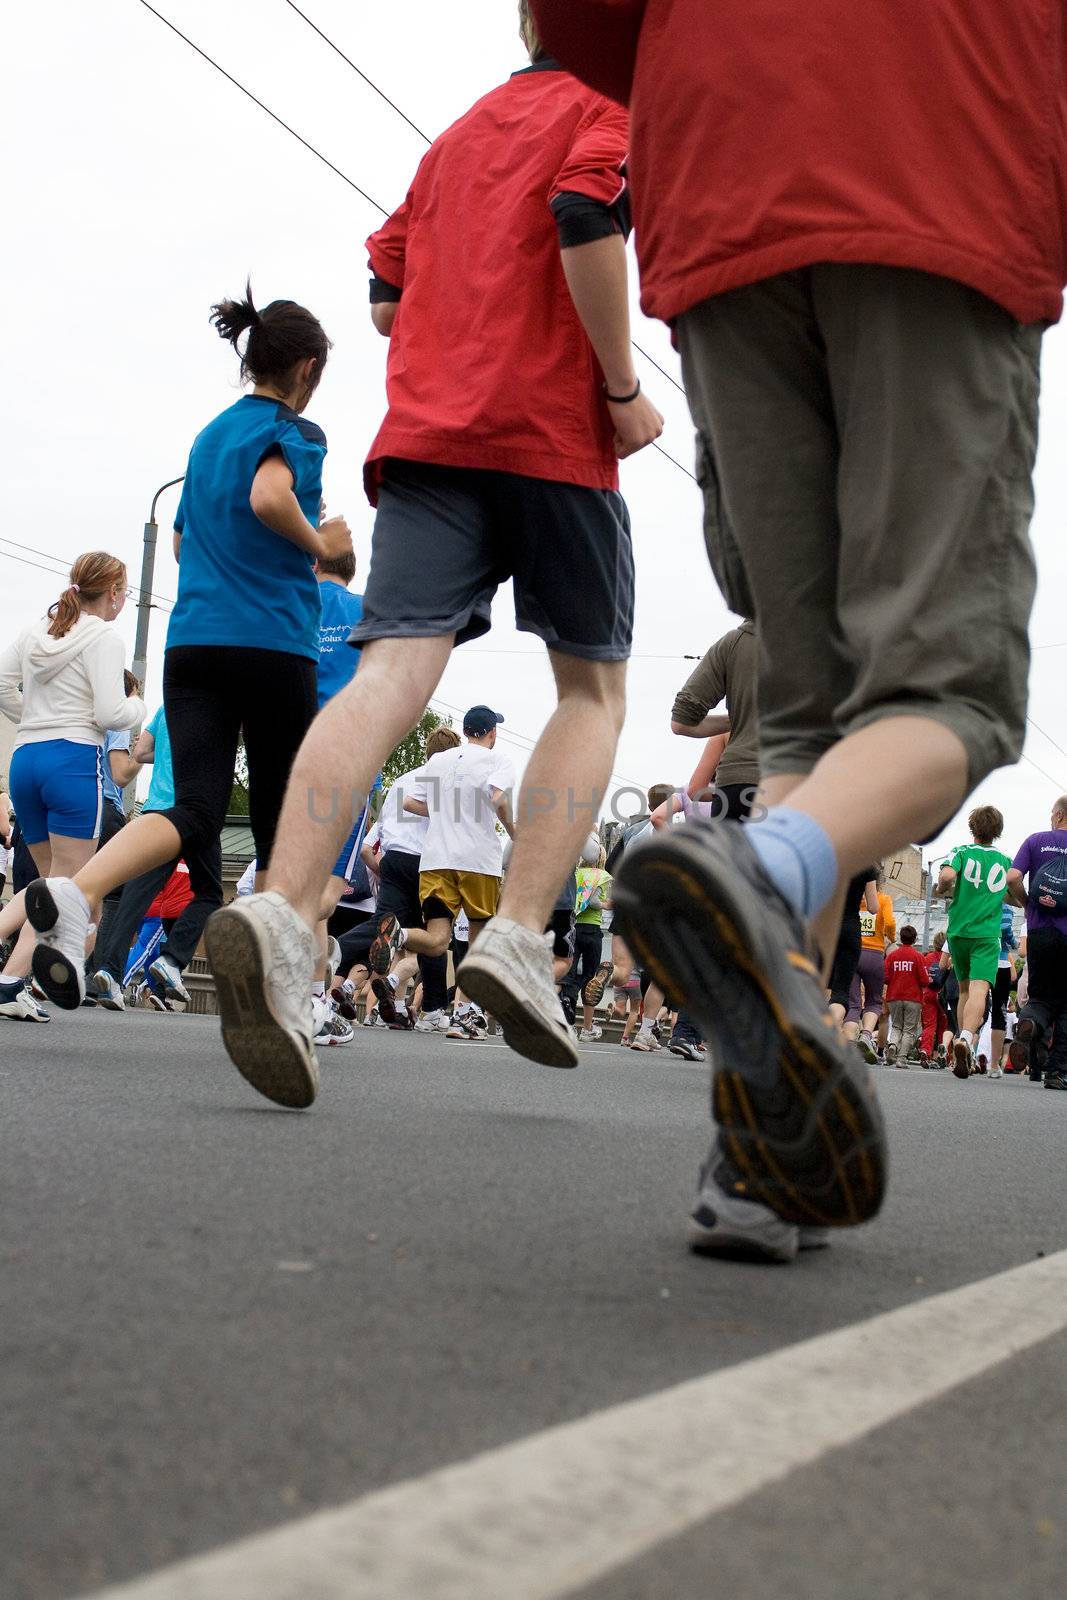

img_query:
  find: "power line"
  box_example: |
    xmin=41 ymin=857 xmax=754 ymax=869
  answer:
xmin=631 ymin=341 xmax=687 ymax=397
xmin=0 ymin=537 xmax=175 ymax=609
xmin=1020 ymin=750 xmax=1067 ymax=791
xmin=280 ymin=0 xmax=431 ymax=143
xmin=1026 ymin=716 xmax=1067 ymax=768
xmin=134 ymin=0 xmax=388 ymax=217
xmin=279 ymin=6 xmax=697 ymax=457
xmin=429 ymin=694 xmax=645 ymax=792
xmin=136 ymin=3 xmax=699 ymax=493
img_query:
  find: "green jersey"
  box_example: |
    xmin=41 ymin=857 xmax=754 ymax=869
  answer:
xmin=946 ymin=843 xmax=1012 ymax=939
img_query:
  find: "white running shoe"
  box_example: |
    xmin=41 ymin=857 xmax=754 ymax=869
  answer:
xmin=26 ymin=878 xmax=92 ymax=1009
xmin=313 ymin=1004 xmax=354 ymax=1047
xmin=458 ymin=917 xmax=578 ymax=1068
xmin=414 ymin=1008 xmax=450 ymax=1033
xmin=688 ymin=1146 xmax=826 ymax=1264
xmin=324 ymin=936 xmax=343 ymax=991
xmin=577 ymin=1026 xmax=603 ymax=1043
xmin=362 ymin=1009 xmax=387 ymax=1028
xmin=148 ymin=954 xmax=190 ymax=1004
xmin=988 ymin=1065 xmax=1004 ymax=1079
xmin=0 ymin=979 xmax=50 ymax=1023
xmin=91 ymin=970 xmax=126 ymax=1012
xmin=629 ymin=1033 xmax=656 ymax=1053
xmin=204 ymin=892 xmax=319 ymax=1109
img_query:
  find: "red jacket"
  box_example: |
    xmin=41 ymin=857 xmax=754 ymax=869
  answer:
xmin=146 ymin=863 xmax=193 ymax=923
xmin=364 ymin=65 xmax=629 ymax=501
xmin=885 ymin=946 xmax=929 ymax=1005
xmin=532 ymin=1 xmax=1067 ymax=327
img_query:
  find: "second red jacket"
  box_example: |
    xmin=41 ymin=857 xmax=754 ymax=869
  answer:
xmin=532 ymin=0 xmax=1067 ymax=327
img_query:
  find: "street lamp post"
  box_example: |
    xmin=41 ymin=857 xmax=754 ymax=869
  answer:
xmin=131 ymin=475 xmax=184 ymax=699
xmin=124 ymin=476 xmax=183 ymax=813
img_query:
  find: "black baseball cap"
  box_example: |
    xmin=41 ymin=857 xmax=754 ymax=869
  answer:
xmin=463 ymin=704 xmax=505 ymax=736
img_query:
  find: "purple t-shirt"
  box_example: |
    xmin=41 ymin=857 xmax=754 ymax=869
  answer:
xmin=1012 ymin=830 xmax=1067 ymax=936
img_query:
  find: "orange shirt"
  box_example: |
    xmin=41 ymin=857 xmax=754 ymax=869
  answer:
xmin=859 ymin=891 xmax=897 ymax=952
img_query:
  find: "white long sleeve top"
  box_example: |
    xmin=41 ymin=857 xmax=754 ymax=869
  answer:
xmin=0 ymin=614 xmax=145 ymax=749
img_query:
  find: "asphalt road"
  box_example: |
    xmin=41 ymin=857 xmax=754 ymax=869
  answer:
xmin=2 ymin=1010 xmax=1065 ymax=1600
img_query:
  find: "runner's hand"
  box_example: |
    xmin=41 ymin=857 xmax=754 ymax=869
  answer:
xmin=318 ymin=514 xmax=353 ymax=560
xmin=608 ymin=391 xmax=665 ymax=459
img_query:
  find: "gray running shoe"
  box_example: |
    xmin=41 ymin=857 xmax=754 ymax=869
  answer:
xmin=613 ymin=823 xmax=887 ymax=1228
xmin=669 ymin=1038 xmax=703 ymax=1062
xmin=459 ymin=917 xmax=578 ymax=1068
xmin=857 ymin=1030 xmax=879 ymax=1063
xmin=204 ymin=892 xmax=319 ymax=1108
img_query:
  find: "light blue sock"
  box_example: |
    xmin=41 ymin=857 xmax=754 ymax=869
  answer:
xmin=744 ymin=807 xmax=837 ymax=921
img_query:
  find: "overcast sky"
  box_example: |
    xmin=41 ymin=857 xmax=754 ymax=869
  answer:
xmin=3 ymin=0 xmax=1066 ymax=866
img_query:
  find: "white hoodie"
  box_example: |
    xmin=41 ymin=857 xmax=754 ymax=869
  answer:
xmin=0 ymin=614 xmax=146 ymax=749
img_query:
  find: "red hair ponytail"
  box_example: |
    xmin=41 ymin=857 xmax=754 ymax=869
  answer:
xmin=47 ymin=551 xmax=128 ymax=639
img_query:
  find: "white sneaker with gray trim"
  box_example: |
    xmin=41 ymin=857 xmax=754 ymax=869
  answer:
xmin=148 ymin=954 xmax=190 ymax=1005
xmin=458 ymin=917 xmax=578 ymax=1069
xmin=25 ymin=877 xmax=93 ymax=1009
xmin=204 ymin=892 xmax=319 ymax=1108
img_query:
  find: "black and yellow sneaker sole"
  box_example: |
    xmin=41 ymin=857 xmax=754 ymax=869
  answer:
xmin=612 ymin=826 xmax=887 ymax=1228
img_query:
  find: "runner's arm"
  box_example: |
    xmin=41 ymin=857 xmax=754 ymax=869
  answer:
xmin=559 ymin=235 xmax=663 ymax=458
xmin=109 ymin=747 xmax=141 ymax=789
xmin=671 ymin=713 xmax=731 ymax=738
xmin=491 ymin=787 xmax=515 ymax=840
xmin=249 ymin=456 xmax=352 ymax=560
xmin=1006 ymin=867 xmax=1028 ymax=907
xmin=936 ymin=866 xmax=957 ymax=898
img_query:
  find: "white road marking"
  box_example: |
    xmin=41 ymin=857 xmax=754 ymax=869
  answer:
xmin=84 ymin=1250 xmax=1067 ymax=1600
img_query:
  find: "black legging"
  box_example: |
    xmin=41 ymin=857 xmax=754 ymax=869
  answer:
xmin=161 ymin=646 xmax=319 ymax=869
xmin=562 ymin=923 xmax=605 ymax=1008
xmin=828 ymin=869 xmax=874 ymax=1012
xmin=990 ymin=965 xmax=1013 ymax=1031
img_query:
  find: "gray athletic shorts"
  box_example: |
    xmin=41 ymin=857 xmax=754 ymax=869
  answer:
xmin=350 ymin=460 xmax=635 ymax=661
xmin=676 ymin=264 xmax=1044 ymax=786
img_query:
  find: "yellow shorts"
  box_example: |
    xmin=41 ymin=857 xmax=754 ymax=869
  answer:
xmin=418 ymin=869 xmax=500 ymax=926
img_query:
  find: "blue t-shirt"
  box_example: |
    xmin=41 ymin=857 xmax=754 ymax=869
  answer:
xmin=101 ymin=728 xmax=132 ymax=809
xmin=142 ymin=707 xmax=175 ymax=813
xmin=316 ymin=580 xmax=364 ymax=709
xmin=167 ymin=395 xmax=327 ymax=661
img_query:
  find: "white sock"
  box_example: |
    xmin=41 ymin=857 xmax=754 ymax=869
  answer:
xmin=960 ymin=1030 xmax=974 ymax=1048
xmin=311 ymin=980 xmax=325 ymax=998
xmin=387 ymin=973 xmax=398 ymax=991
xmin=638 ymin=1017 xmax=654 ymax=1037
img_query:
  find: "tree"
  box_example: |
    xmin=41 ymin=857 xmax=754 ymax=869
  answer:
xmin=380 ymin=709 xmax=452 ymax=794
xmin=229 ymin=741 xmax=250 ymax=816
xmin=226 ymin=710 xmax=453 ymax=821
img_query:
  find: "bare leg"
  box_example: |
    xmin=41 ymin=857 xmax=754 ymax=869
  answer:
xmin=773 ymin=716 xmax=968 ymax=882
xmin=72 ymin=814 xmax=181 ymax=918
xmin=267 ymin=636 xmax=454 ymax=927
xmin=498 ymin=654 xmax=626 ymax=933
xmin=959 ymin=978 xmax=989 ymax=1038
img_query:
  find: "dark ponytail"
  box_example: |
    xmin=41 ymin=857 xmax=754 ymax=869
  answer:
xmin=211 ymin=278 xmax=331 ymax=393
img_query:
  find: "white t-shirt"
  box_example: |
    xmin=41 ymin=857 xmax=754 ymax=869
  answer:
xmin=373 ymin=765 xmax=432 ymax=857
xmin=412 ymin=742 xmax=515 ymax=876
